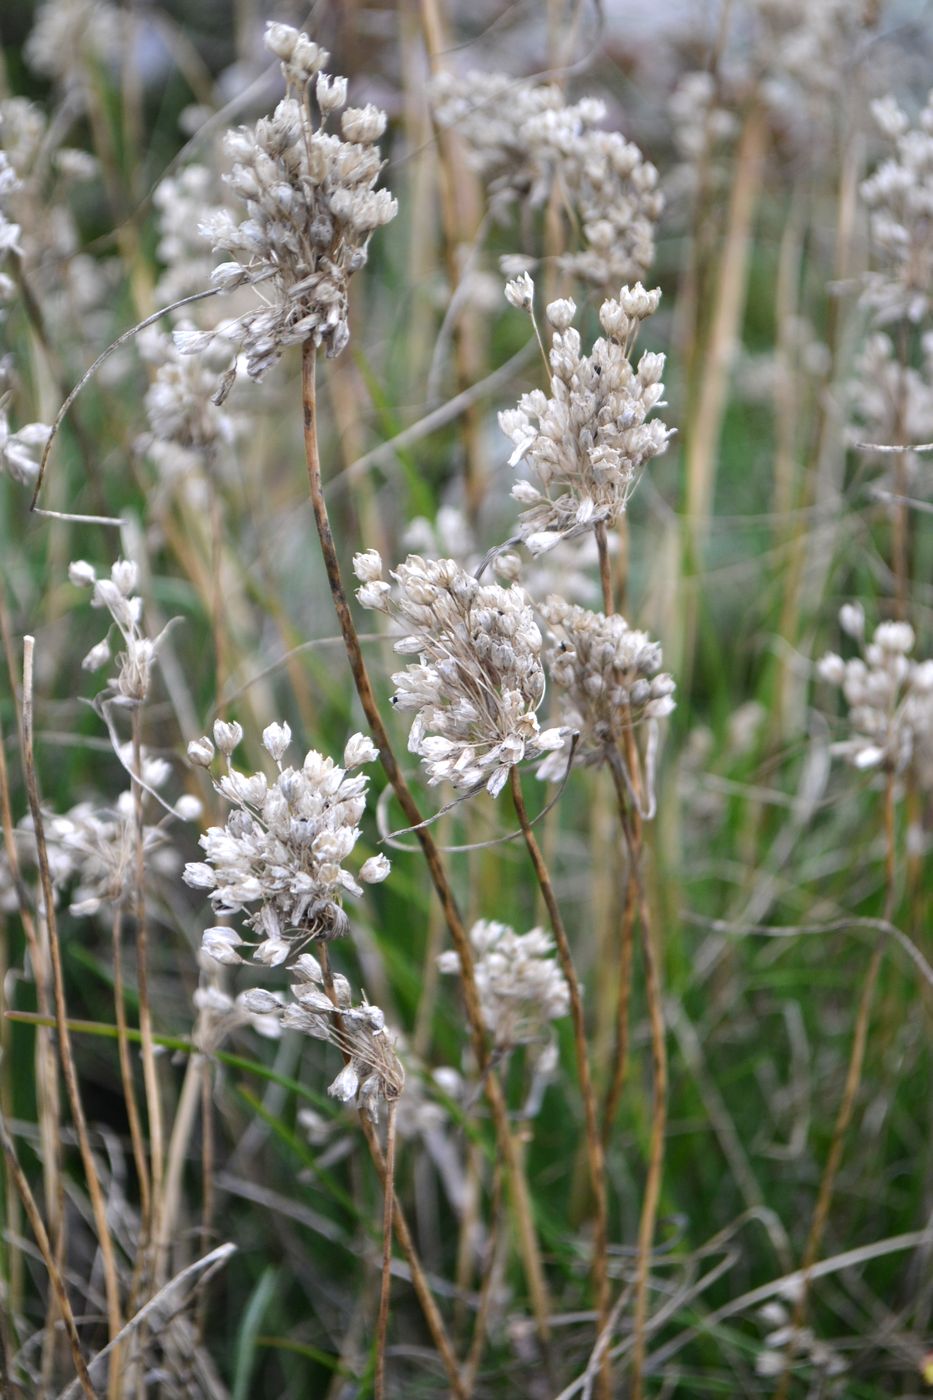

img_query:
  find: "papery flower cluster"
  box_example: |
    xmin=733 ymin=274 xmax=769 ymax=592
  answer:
xmin=432 ymin=72 xmax=662 ymax=287
xmin=438 ymin=919 xmax=569 ymax=1049
xmin=537 ymin=596 xmax=676 ymax=780
xmin=69 ymin=558 xmax=164 ymax=706
xmin=1 ymin=98 xmax=110 ymax=332
xmin=184 ymin=720 xmax=389 ymax=967
xmin=46 ymin=785 xmax=185 ymax=917
xmin=25 ymin=0 xmax=123 ymax=93
xmin=819 ymin=605 xmax=933 ymax=788
xmin=846 ymin=331 xmax=933 ymax=490
xmin=0 ymin=384 xmax=49 ymax=487
xmin=5 ymin=750 xmax=195 ymax=918
xmin=183 ymin=22 xmax=396 ymax=387
xmin=241 ymin=952 xmax=404 ymax=1122
xmin=154 ymin=164 xmax=228 ymax=309
xmin=137 ymin=326 xmax=237 ymax=494
xmin=499 ymin=283 xmax=671 ymax=553
xmin=861 ymin=91 xmax=933 ymax=325
xmin=354 ymin=551 xmax=565 ymax=797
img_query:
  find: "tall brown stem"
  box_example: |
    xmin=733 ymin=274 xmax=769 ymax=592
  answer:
xmin=301 ymin=341 xmax=553 ymax=1353
xmin=509 ymin=767 xmax=611 ymax=1400
xmin=22 ymin=638 xmax=123 ymax=1347
xmin=608 ymin=757 xmax=667 ymax=1400
xmin=132 ymin=711 xmax=164 ymax=1287
xmin=374 ymin=1099 xmax=397 ymax=1400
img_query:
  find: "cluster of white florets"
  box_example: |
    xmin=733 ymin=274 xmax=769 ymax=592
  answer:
xmin=69 ymin=558 xmax=164 ymax=706
xmin=499 ymin=282 xmax=671 ymax=553
xmin=355 ymin=551 xmax=566 ymax=798
xmin=439 ymin=919 xmax=569 ymax=1049
xmin=819 ymin=605 xmax=933 ymax=788
xmin=537 ymin=597 xmax=676 ymax=779
xmin=860 ymin=91 xmax=933 ymax=325
xmin=184 ymin=720 xmax=389 ymax=966
xmin=181 ymin=22 xmax=396 ymax=387
xmin=239 ymin=952 xmax=404 ymax=1122
xmin=431 ymin=71 xmax=662 ymax=287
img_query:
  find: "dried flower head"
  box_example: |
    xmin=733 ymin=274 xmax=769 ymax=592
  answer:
xmin=819 ymin=609 xmax=933 ymax=788
xmin=846 ymin=330 xmax=933 ymax=499
xmin=137 ymin=325 xmax=238 ymax=498
xmin=499 ymin=286 xmax=671 ymax=553
xmin=69 ymin=558 xmax=164 ymax=706
xmin=243 ymin=953 xmax=404 ymax=1121
xmin=860 ymin=91 xmax=933 ymax=324
xmin=0 ymin=397 xmax=50 ymax=487
xmin=185 ymin=723 xmax=389 ymax=966
xmin=438 ymin=919 xmax=570 ymax=1049
xmin=537 ymin=596 xmax=676 ymax=780
xmin=181 ymin=22 xmax=396 ymax=389
xmin=432 ymin=72 xmax=662 ymax=287
xmin=44 ymin=774 xmax=183 ymax=918
xmin=354 ymin=552 xmax=565 ymax=797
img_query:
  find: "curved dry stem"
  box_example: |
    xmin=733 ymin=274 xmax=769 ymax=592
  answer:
xmin=301 ymin=341 xmax=553 ymax=1354
xmin=509 ymin=766 xmax=611 ymax=1400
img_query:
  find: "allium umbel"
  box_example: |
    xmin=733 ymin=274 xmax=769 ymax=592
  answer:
xmin=439 ymin=919 xmax=570 ymax=1049
xmin=537 ymin=596 xmax=676 ymax=780
xmin=180 ymin=22 xmax=396 ymax=388
xmin=185 ymin=723 xmax=390 ymax=966
xmin=242 ymin=952 xmax=404 ymax=1122
xmin=432 ymin=72 xmax=662 ymax=288
xmin=819 ymin=608 xmax=933 ymax=788
xmin=69 ymin=558 xmax=163 ymax=705
xmin=500 ymin=285 xmax=671 ymax=552
xmin=354 ymin=552 xmax=566 ymax=798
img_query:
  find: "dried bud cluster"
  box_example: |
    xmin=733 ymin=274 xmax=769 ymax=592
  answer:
xmin=499 ymin=284 xmax=670 ymax=552
xmin=819 ymin=605 xmax=933 ymax=787
xmin=24 ymin=0 xmax=123 ymax=92
xmin=537 ymin=597 xmax=676 ymax=779
xmin=432 ymin=72 xmax=662 ymax=287
xmin=438 ymin=919 xmax=570 ymax=1048
xmin=184 ymin=721 xmax=389 ymax=966
xmin=137 ymin=326 xmax=237 ymax=491
xmin=183 ymin=22 xmax=396 ymax=386
xmin=69 ymin=558 xmax=162 ymax=705
xmin=46 ymin=785 xmax=181 ymax=917
xmin=861 ymin=91 xmax=933 ymax=325
xmin=847 ymin=331 xmax=933 ymax=488
xmin=241 ymin=952 xmax=404 ymax=1121
xmin=354 ymin=551 xmax=565 ymax=797
xmin=0 ymin=390 xmax=49 ymax=487
xmin=153 ymin=164 xmax=228 ymax=309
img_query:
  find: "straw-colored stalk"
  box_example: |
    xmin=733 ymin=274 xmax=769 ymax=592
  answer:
xmin=301 ymin=340 xmax=554 ymax=1356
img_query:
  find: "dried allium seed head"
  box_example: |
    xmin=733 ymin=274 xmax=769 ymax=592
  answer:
xmin=251 ymin=954 xmax=404 ymax=1120
xmin=861 ymin=90 xmax=933 ymax=325
xmin=355 ymin=552 xmax=566 ymax=797
xmin=181 ymin=27 xmax=396 ymax=387
xmin=71 ymin=557 xmax=161 ymax=705
xmin=819 ymin=606 xmax=933 ymax=787
xmin=432 ymin=72 xmax=663 ymax=288
xmin=537 ymin=596 xmax=675 ymax=779
xmin=439 ymin=919 xmax=569 ymax=1048
xmin=500 ymin=287 xmax=671 ymax=552
xmin=184 ymin=726 xmax=389 ymax=964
